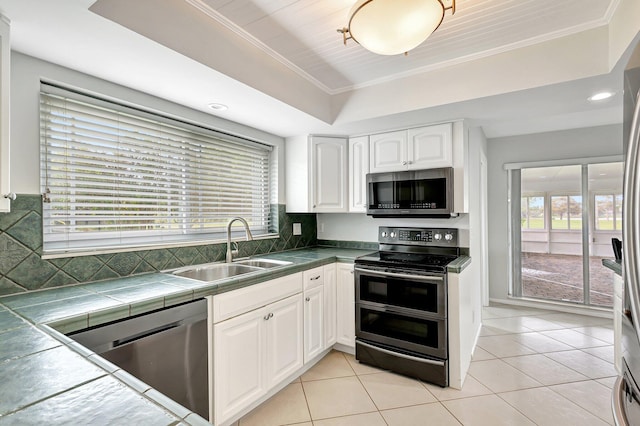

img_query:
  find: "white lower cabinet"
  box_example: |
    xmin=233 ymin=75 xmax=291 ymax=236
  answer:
xmin=213 ymin=305 xmax=266 ymax=423
xmin=211 ymin=273 xmax=303 ymax=425
xmin=336 ymin=263 xmax=355 ymax=348
xmin=265 ymin=295 xmax=304 ymax=388
xmin=323 ymin=263 xmax=337 ymax=347
xmin=303 ymin=285 xmax=324 ymax=363
xmin=210 ymin=262 xmax=356 ymax=425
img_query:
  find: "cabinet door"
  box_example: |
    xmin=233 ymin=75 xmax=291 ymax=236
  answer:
xmin=336 ymin=263 xmax=355 ymax=348
xmin=349 ymin=136 xmax=369 ymax=212
xmin=370 ymin=131 xmax=407 ymax=173
xmin=323 ymin=264 xmax=337 ymax=348
xmin=266 ymin=294 xmax=304 ymax=388
xmin=407 ymin=123 xmax=453 ymax=169
xmin=213 ymin=309 xmax=265 ymax=424
xmin=303 ymin=285 xmax=324 ymax=363
xmin=312 ymin=136 xmax=348 ymax=212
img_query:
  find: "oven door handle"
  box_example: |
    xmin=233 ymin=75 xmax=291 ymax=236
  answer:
xmin=354 ymin=267 xmax=444 ymax=282
xmin=357 ymin=340 xmax=445 ymax=366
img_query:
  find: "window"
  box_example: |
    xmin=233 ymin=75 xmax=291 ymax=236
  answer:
xmin=40 ymin=83 xmax=274 ymax=255
xmin=551 ymin=195 xmax=582 ymax=230
xmin=594 ymin=194 xmax=623 ymax=230
xmin=521 ymin=196 xmax=545 ymax=229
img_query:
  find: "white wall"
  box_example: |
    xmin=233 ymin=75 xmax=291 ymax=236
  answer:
xmin=487 ymin=124 xmax=623 ymax=302
xmin=10 ymin=52 xmax=286 ymax=203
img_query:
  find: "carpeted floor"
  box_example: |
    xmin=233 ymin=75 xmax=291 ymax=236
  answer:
xmin=521 ymin=252 xmax=614 ymax=306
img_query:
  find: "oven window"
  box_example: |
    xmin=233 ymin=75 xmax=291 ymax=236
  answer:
xmin=360 ymin=307 xmax=440 ymax=349
xmin=359 ymin=274 xmax=441 ymax=313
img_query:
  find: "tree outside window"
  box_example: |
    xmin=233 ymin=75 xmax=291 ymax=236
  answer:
xmin=595 ymin=194 xmax=623 ymax=230
xmin=521 ymin=196 xmax=545 ymax=229
xmin=551 ymin=195 xmax=582 ymax=230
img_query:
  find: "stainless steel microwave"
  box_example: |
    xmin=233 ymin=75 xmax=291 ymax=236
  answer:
xmin=366 ymin=167 xmax=456 ymax=218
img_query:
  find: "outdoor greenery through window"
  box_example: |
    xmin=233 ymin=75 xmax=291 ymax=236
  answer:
xmin=551 ymin=195 xmax=583 ymax=230
xmin=594 ymin=194 xmax=622 ymax=230
xmin=40 ymin=83 xmax=274 ymax=255
xmin=521 ymin=196 xmax=545 ymax=229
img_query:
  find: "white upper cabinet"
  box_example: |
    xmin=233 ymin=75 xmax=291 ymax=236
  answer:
xmin=312 ymin=136 xmax=348 ymax=212
xmin=285 ymin=135 xmax=347 ymax=213
xmin=369 ymin=130 xmax=406 ymax=173
xmin=370 ymin=123 xmax=453 ymax=173
xmin=348 ymin=136 xmax=369 ymax=213
xmin=407 ymin=123 xmax=452 ymax=169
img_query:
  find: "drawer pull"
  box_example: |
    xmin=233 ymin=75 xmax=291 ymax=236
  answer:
xmin=310 ymin=275 xmax=321 ymax=281
xmin=305 ymin=297 xmax=310 ymax=302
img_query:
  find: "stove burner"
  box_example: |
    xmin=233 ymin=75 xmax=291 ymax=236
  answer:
xmin=355 ymin=251 xmax=458 ymax=273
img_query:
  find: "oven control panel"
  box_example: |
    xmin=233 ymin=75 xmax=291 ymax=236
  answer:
xmin=378 ymin=227 xmax=458 ymax=246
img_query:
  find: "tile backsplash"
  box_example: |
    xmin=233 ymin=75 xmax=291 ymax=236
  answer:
xmin=0 ymin=195 xmax=317 ymax=296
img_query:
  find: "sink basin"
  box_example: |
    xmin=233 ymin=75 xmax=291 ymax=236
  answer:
xmin=234 ymin=258 xmax=293 ymax=268
xmin=170 ymin=263 xmax=263 ymax=282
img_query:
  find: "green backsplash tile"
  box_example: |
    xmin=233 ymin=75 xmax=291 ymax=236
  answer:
xmin=6 ymin=253 xmax=58 ymax=290
xmin=63 ymin=256 xmax=106 ymax=282
xmin=0 ymin=277 xmax=25 ymax=296
xmin=5 ymin=211 xmax=43 ymax=251
xmin=0 ymin=198 xmax=316 ymax=296
xmin=0 ymin=234 xmax=31 ymax=274
xmin=142 ymin=249 xmax=174 ymax=270
xmin=107 ymin=252 xmax=142 ymax=276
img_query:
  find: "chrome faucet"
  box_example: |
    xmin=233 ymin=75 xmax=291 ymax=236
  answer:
xmin=226 ymin=217 xmax=253 ymax=263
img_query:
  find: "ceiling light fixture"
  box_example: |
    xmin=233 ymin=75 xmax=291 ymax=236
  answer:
xmin=338 ymin=0 xmax=455 ymax=56
xmin=588 ymin=91 xmax=614 ymax=102
xmin=208 ymin=103 xmax=228 ymax=111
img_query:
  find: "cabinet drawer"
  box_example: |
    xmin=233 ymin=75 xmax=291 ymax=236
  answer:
xmin=212 ymin=272 xmax=303 ymax=323
xmin=303 ymin=266 xmax=324 ymax=290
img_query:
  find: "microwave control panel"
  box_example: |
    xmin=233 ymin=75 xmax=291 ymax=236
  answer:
xmin=378 ymin=227 xmax=458 ymax=246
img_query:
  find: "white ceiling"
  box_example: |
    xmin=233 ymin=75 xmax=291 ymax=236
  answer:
xmin=196 ymin=0 xmax=615 ymax=93
xmin=0 ymin=0 xmax=636 ymax=139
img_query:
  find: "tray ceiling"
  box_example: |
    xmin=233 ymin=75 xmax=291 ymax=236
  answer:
xmin=195 ymin=0 xmax=616 ymax=93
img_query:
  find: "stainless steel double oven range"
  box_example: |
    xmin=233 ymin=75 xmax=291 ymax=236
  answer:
xmin=354 ymin=226 xmax=459 ymax=387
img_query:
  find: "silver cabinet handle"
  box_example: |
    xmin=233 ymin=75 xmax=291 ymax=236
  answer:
xmin=263 ymin=312 xmax=274 ymax=320
xmin=305 ymin=297 xmax=310 ymax=302
xmin=310 ymin=275 xmax=321 ymax=281
xmin=402 ymin=161 xmax=407 ymax=165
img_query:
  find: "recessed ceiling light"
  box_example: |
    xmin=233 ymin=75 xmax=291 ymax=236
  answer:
xmin=588 ymin=91 xmax=614 ymax=102
xmin=208 ymin=103 xmax=228 ymax=111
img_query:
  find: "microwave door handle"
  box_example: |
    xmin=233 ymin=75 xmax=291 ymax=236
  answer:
xmin=354 ymin=267 xmax=444 ymax=282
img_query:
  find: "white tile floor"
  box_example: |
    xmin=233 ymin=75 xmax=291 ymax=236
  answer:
xmin=236 ymin=304 xmax=616 ymax=426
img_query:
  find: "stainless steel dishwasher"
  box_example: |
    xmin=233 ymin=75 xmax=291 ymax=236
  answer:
xmin=69 ymin=299 xmax=209 ymax=420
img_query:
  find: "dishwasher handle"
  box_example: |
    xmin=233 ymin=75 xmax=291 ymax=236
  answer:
xmin=113 ymin=322 xmax=180 ymax=347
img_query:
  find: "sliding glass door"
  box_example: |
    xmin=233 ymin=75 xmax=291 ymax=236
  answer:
xmin=511 ymin=161 xmax=622 ymax=307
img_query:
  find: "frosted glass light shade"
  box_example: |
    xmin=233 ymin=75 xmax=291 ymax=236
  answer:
xmin=348 ymin=0 xmax=445 ymax=55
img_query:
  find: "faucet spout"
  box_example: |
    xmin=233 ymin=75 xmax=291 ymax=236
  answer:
xmin=226 ymin=217 xmax=253 ymax=263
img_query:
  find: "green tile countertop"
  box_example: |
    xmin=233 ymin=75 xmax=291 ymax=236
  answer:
xmin=0 ymin=246 xmax=470 ymax=424
xmin=0 ymin=247 xmax=373 ymax=425
xmin=447 ymin=255 xmax=471 ymax=273
xmin=602 ymin=258 xmax=622 ymax=276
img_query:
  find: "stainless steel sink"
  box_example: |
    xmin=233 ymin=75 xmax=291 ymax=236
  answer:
xmin=234 ymin=258 xmax=293 ymax=268
xmin=170 ymin=263 xmax=263 ymax=282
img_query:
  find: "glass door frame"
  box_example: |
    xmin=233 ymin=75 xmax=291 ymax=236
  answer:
xmin=505 ymin=155 xmax=622 ymax=307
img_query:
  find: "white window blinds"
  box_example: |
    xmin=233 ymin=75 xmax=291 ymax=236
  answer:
xmin=40 ymin=84 xmax=273 ymax=255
